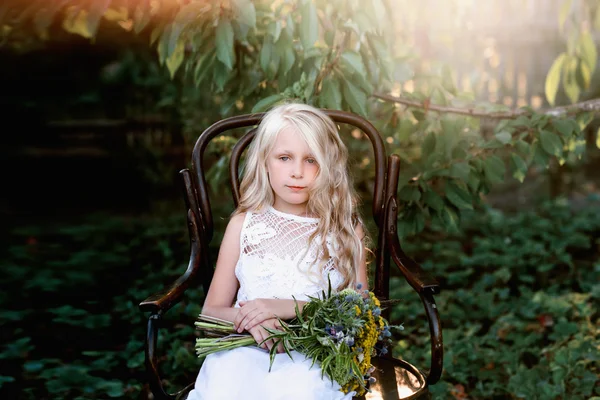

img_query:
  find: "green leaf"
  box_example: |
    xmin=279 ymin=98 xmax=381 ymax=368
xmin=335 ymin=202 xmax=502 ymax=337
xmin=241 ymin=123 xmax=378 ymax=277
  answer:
xmin=577 ymin=60 xmax=592 ymax=89
xmin=510 ymin=153 xmax=528 ymax=183
xmin=268 ymin=20 xmax=282 ymax=41
xmin=532 ymin=141 xmax=551 ymax=167
xmin=562 ymin=56 xmax=580 ymax=104
xmin=342 ymin=79 xmax=367 ymax=116
xmin=539 ymin=130 xmax=563 ymax=156
xmin=276 ymin=30 xmax=295 ymax=75
xmin=495 ymin=130 xmax=512 ymax=144
xmin=165 ymin=39 xmax=185 ymax=78
xmin=299 ymin=0 xmax=318 ymax=50
xmin=545 ymin=53 xmax=566 ymax=106
xmin=449 ymin=162 xmax=470 ymax=181
xmin=558 ymin=0 xmax=572 ymax=31
xmin=422 ymin=133 xmax=436 ymax=156
xmin=133 ymin=2 xmax=151 ymax=34
xmin=442 ymin=64 xmax=457 ymax=95
xmin=340 ymin=50 xmax=366 ymax=76
xmin=579 ymin=31 xmax=597 ymax=73
xmin=260 ymin=36 xmax=273 ymax=74
xmin=398 ymin=186 xmax=420 ymax=202
xmin=552 ymin=119 xmax=575 ymax=137
xmin=440 ymin=206 xmax=460 ymax=233
xmin=514 ymin=140 xmax=530 ymax=156
xmin=216 ymin=19 xmax=235 ymax=70
xmin=86 ymin=0 xmax=111 ymax=38
xmin=445 ymin=181 xmax=473 ymax=210
xmin=483 ymin=155 xmax=505 ymax=184
xmin=423 ymin=190 xmax=444 ymax=211
xmin=320 ymin=77 xmax=342 ymax=110
xmin=251 ymin=94 xmax=285 ymax=113
xmin=232 ymin=0 xmax=256 ymax=28
xmin=194 ymin=52 xmax=216 ymax=86
xmin=169 ymin=2 xmax=208 ymax=58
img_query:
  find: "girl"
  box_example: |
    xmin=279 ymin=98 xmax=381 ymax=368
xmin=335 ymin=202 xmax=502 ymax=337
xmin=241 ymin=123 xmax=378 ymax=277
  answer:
xmin=187 ymin=103 xmax=368 ymax=400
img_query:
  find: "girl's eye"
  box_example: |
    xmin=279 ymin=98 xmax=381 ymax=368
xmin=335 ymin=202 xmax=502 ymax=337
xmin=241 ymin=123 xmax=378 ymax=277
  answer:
xmin=307 ymin=158 xmax=316 ymax=164
xmin=279 ymin=156 xmax=289 ymax=161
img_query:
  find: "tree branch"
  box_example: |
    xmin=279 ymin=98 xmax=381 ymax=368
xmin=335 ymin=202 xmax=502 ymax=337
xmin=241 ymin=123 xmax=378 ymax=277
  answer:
xmin=373 ymin=93 xmax=600 ymax=119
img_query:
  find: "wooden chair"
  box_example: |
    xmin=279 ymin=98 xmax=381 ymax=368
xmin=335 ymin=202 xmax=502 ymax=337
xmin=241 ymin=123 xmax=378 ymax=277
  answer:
xmin=139 ymin=110 xmax=443 ymax=399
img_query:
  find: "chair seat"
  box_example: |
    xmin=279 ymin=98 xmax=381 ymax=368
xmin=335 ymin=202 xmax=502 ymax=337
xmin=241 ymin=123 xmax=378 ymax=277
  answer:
xmin=356 ymin=357 xmax=429 ymax=400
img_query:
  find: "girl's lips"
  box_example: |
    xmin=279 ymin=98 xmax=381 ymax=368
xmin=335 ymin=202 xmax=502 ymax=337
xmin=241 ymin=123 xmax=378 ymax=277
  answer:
xmin=287 ymin=186 xmax=305 ymax=190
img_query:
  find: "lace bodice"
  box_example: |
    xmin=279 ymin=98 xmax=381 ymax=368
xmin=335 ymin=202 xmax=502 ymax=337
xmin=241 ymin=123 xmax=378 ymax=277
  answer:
xmin=234 ymin=207 xmax=344 ymax=306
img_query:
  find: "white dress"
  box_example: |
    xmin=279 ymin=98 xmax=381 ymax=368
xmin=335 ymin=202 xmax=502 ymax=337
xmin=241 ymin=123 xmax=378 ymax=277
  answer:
xmin=187 ymin=207 xmax=356 ymax=400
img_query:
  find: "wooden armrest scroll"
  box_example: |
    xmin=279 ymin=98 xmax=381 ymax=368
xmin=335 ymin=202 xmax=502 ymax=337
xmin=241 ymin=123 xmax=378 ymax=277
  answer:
xmin=139 ymin=208 xmax=204 ymax=313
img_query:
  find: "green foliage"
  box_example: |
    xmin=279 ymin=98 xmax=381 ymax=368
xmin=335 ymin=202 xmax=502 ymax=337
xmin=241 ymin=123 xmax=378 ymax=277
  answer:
xmin=391 ymin=198 xmax=600 ymax=399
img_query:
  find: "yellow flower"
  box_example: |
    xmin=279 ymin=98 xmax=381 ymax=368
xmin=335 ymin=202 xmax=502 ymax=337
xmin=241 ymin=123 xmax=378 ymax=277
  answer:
xmin=354 ymin=305 xmax=361 ymax=316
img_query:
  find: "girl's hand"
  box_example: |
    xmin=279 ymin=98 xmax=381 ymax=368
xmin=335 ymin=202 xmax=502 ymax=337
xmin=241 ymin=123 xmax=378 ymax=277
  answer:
xmin=247 ymin=318 xmax=284 ymax=354
xmin=234 ymin=298 xmax=302 ymax=333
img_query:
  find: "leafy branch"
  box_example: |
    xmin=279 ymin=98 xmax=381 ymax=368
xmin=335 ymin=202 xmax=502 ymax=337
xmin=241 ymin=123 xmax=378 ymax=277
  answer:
xmin=373 ymin=93 xmax=600 ymax=119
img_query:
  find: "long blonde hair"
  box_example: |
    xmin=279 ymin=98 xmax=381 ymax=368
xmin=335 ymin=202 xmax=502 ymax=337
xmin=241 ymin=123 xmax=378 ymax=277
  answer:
xmin=235 ymin=102 xmax=363 ymax=289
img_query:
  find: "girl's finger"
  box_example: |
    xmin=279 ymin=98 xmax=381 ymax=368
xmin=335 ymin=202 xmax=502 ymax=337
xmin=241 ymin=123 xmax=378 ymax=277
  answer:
xmin=244 ymin=312 xmax=270 ymax=331
xmin=238 ymin=308 xmax=261 ymax=332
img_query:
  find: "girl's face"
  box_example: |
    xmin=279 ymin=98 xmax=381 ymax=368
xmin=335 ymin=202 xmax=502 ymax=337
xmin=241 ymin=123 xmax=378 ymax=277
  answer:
xmin=266 ymin=126 xmax=319 ymax=216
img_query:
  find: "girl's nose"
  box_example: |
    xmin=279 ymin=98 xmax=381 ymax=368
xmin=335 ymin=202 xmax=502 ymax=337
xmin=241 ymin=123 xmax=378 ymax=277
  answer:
xmin=291 ymin=161 xmax=304 ymax=178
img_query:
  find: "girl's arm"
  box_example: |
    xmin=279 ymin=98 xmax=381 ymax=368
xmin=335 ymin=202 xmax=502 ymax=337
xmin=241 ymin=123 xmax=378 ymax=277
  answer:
xmin=200 ymin=213 xmax=246 ymax=322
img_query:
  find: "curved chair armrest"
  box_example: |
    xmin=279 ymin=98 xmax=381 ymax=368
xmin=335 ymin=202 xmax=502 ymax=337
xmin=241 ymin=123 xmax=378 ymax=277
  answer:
xmin=139 ymin=208 xmax=204 ymax=314
xmin=385 ymin=197 xmax=440 ymax=295
xmin=385 ymin=196 xmax=443 ymax=385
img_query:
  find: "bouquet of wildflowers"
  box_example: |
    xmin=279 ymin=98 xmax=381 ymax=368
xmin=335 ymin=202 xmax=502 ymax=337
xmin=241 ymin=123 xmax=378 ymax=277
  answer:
xmin=194 ymin=281 xmax=402 ymax=395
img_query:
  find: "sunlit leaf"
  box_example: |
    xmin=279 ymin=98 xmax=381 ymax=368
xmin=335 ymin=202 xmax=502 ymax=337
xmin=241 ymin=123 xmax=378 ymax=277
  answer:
xmin=579 ymin=31 xmax=597 ymax=73
xmin=133 ymin=1 xmax=151 ymax=34
xmin=558 ymin=0 xmax=572 ymax=32
xmin=232 ymin=0 xmax=256 ymax=28
xmin=562 ymin=56 xmax=580 ymax=104
xmin=62 ymin=7 xmax=92 ymax=38
xmin=545 ymin=53 xmax=566 ymax=106
xmin=169 ymin=2 xmax=209 ymax=58
xmin=299 ymin=0 xmax=318 ymax=50
xmin=86 ymin=0 xmax=111 ymax=38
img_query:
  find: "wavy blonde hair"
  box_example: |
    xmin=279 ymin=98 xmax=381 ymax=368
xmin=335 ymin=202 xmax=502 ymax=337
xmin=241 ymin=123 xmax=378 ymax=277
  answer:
xmin=234 ymin=102 xmax=363 ymax=289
